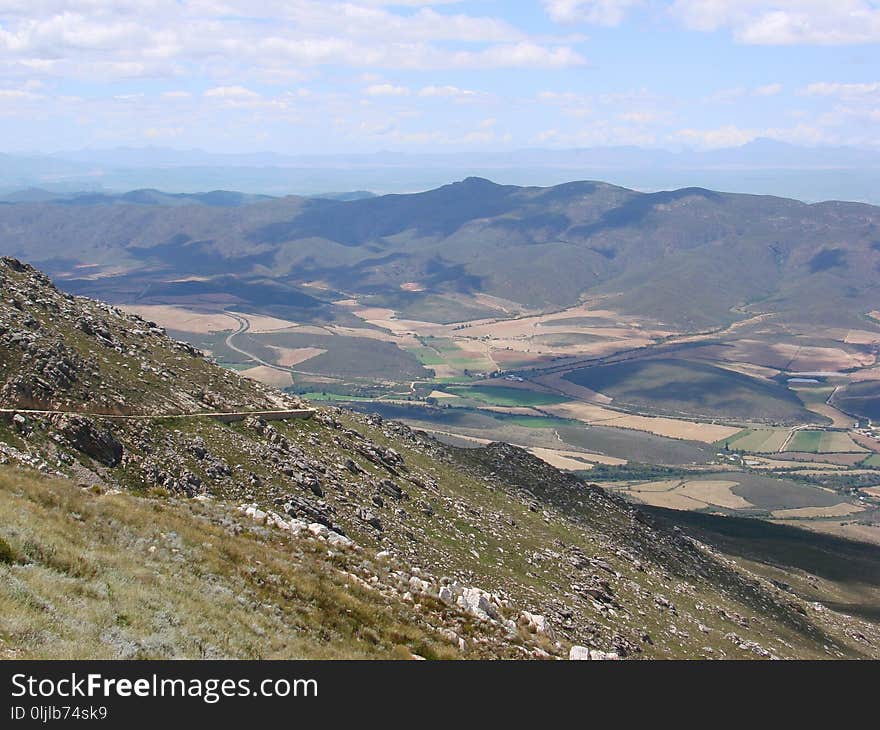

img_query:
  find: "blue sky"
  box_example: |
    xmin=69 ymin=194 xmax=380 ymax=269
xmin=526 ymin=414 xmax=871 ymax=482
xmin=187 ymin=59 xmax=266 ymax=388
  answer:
xmin=0 ymin=1 xmax=878 ymax=153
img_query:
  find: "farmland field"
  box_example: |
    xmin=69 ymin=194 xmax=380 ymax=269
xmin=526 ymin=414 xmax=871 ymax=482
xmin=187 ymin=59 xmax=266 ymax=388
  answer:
xmin=612 ymin=478 xmax=754 ymax=511
xmin=727 ymin=472 xmax=844 ymax=511
xmin=717 ymin=429 xmax=791 ymax=453
xmin=562 ymin=357 xmax=818 ymax=423
xmin=440 ymin=385 xmax=568 ymax=407
xmin=344 ymin=402 xmax=717 ymax=465
xmin=496 ymin=415 xmax=573 ymax=429
xmin=251 ymin=331 xmax=430 ymax=380
xmin=788 ymin=430 xmax=866 ymax=454
xmin=617 ymin=470 xmax=853 ymax=513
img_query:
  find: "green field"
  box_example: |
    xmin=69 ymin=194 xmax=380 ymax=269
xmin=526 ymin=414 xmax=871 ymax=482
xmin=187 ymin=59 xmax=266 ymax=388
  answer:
xmin=299 ymin=392 xmax=381 ymax=402
xmin=787 ymin=430 xmax=866 ymax=454
xmin=496 ymin=414 xmax=574 ymax=429
xmin=410 ymin=347 xmax=446 ymax=366
xmin=862 ymin=454 xmax=880 ymax=468
xmin=787 ymin=430 xmax=823 ymax=453
xmin=563 ymin=357 xmax=818 ymax=424
xmin=441 ymin=385 xmax=568 ymax=407
xmin=716 ymin=428 xmax=790 ymax=453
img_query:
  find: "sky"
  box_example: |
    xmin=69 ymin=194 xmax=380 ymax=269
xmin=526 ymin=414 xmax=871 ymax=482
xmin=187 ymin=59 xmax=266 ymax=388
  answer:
xmin=0 ymin=0 xmax=879 ymax=154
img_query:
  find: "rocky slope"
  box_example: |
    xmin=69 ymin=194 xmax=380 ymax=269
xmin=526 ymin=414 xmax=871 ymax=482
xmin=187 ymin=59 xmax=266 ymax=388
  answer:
xmin=1 ymin=256 xmax=879 ymax=660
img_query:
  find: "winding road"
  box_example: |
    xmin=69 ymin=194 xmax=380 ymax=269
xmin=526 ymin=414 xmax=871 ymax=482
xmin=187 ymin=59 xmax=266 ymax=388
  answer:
xmin=224 ymin=312 xmax=295 ymax=374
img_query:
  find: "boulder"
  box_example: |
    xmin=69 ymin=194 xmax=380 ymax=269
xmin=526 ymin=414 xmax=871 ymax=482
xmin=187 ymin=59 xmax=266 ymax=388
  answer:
xmin=569 ymin=645 xmax=620 ymax=660
xmin=54 ymin=415 xmax=123 ymax=467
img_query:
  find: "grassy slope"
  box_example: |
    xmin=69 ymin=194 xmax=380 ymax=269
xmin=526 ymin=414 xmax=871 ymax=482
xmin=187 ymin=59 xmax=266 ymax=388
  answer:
xmin=0 ymin=468 xmax=457 ymax=660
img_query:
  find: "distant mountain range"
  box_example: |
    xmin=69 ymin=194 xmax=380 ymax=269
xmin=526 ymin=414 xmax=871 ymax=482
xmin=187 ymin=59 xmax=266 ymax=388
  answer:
xmin=40 ymin=139 xmax=880 ymax=170
xmin=2 ymin=140 xmax=880 ymax=202
xmin=1 ymin=176 xmax=878 ymax=336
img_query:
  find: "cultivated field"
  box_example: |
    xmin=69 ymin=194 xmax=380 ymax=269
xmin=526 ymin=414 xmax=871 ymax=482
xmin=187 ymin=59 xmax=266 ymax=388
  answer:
xmin=439 ymin=385 xmax=568 ymax=407
xmin=613 ymin=478 xmax=753 ymax=512
xmin=544 ymin=401 xmax=741 ymax=443
xmin=610 ymin=469 xmax=862 ymax=519
xmin=772 ymin=503 xmax=865 ymax=519
xmin=562 ymin=357 xmax=818 ymax=424
xmin=718 ymin=429 xmax=791 ymax=453
xmin=787 ymin=430 xmax=866 ymax=454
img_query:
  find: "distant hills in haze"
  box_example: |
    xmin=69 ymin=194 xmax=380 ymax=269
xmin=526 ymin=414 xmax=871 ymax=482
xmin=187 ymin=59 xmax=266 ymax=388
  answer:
xmin=3 ymin=139 xmax=880 ymax=203
xmin=1 ymin=175 xmax=878 ymax=332
xmin=39 ymin=138 xmax=880 ymax=170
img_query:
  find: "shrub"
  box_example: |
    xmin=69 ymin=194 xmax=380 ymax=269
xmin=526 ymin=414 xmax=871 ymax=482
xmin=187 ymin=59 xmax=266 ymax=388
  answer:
xmin=0 ymin=535 xmax=19 ymax=565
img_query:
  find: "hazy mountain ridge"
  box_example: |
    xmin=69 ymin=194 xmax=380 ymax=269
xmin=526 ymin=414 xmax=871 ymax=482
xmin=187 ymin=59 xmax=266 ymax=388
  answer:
xmin=2 ymin=177 xmax=879 ymax=331
xmin=4 ymin=140 xmax=880 ymax=203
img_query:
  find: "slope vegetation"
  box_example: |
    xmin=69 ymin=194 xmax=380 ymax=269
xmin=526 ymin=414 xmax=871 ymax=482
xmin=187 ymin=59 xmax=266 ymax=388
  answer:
xmin=1 ymin=258 xmax=880 ymax=659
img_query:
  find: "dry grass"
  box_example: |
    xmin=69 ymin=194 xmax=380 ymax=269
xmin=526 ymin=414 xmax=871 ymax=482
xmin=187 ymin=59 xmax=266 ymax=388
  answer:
xmin=620 ymin=478 xmax=753 ymax=511
xmin=676 ymin=480 xmax=753 ymax=510
xmin=543 ymin=401 xmax=741 ymax=443
xmin=121 ymin=305 xmax=237 ymax=334
xmin=527 ymin=446 xmax=625 ymax=470
xmin=771 ymin=503 xmax=865 ymax=519
xmin=0 ymin=468 xmax=458 ymax=660
xmin=623 ymin=485 xmax=706 ymax=511
xmin=844 ymin=329 xmax=880 ymax=346
xmin=238 ymin=365 xmax=294 ymax=388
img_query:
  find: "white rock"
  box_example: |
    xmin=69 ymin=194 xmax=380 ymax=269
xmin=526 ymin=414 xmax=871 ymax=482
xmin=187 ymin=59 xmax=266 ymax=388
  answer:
xmin=327 ymin=532 xmax=353 ymax=548
xmin=460 ymin=587 xmax=499 ymax=621
xmin=409 ymin=575 xmax=431 ymax=593
xmin=520 ymin=611 xmax=553 ymax=637
xmin=438 ymin=586 xmax=454 ymax=604
xmin=569 ymin=646 xmax=619 ymax=660
xmin=591 ymin=650 xmax=620 ymax=661
xmin=308 ymin=523 xmax=329 ymax=538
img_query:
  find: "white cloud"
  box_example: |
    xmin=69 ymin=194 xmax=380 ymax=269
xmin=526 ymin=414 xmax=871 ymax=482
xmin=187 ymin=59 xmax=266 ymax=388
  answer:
xmin=0 ymin=88 xmax=42 ymax=100
xmin=674 ymin=124 xmax=758 ymax=148
xmin=543 ymin=0 xmax=642 ymax=26
xmin=670 ymin=0 xmax=880 ymax=45
xmin=619 ymin=110 xmax=661 ymax=122
xmin=705 ymin=84 xmax=783 ymax=103
xmin=364 ymin=83 xmax=410 ymax=96
xmin=144 ymin=125 xmax=183 ymax=138
xmin=0 ymin=1 xmax=584 ymax=86
xmin=418 ymin=85 xmax=476 ymax=98
xmin=673 ymin=122 xmax=829 ymax=148
xmin=445 ymin=42 xmax=585 ymax=69
xmin=804 ymin=81 xmax=880 ymax=99
xmin=204 ymin=86 xmax=260 ymax=99
xmin=755 ymin=83 xmax=783 ymax=96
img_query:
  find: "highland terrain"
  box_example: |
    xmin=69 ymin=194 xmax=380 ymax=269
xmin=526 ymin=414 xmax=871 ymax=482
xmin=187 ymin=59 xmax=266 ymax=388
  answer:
xmin=1 ymin=256 xmax=880 ymax=659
